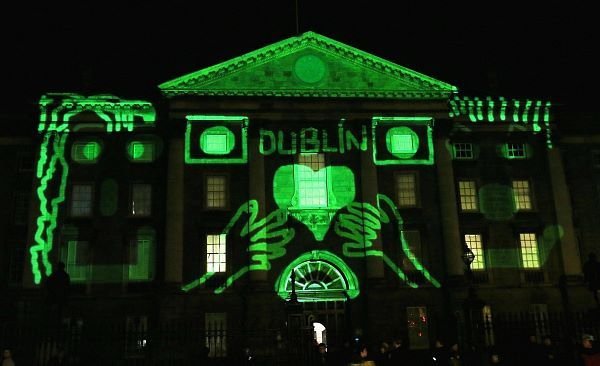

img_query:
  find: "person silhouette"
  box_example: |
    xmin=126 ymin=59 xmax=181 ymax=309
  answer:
xmin=583 ymin=253 xmax=600 ymax=305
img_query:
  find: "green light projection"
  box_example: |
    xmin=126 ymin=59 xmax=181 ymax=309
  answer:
xmin=185 ymin=116 xmax=248 ymax=164
xmin=127 ymin=141 xmax=156 ymax=162
xmin=372 ymin=117 xmax=434 ymax=165
xmin=479 ymin=184 xmax=516 ymax=221
xmin=30 ymin=94 xmax=156 ymax=284
xmin=274 ymin=250 xmax=360 ymax=301
xmin=449 ymin=96 xmax=553 ymax=148
xmin=182 ymin=192 xmax=441 ymax=295
xmin=72 ymin=141 xmax=101 ymax=163
xmin=273 ymin=164 xmax=355 ymax=241
xmin=158 ymin=31 xmax=457 ymax=99
xmin=200 ymin=126 xmax=236 ymax=155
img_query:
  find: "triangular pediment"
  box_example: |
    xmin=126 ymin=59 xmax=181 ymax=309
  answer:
xmin=159 ymin=32 xmax=457 ymax=99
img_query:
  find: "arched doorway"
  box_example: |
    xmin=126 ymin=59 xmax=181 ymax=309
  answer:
xmin=275 ymin=250 xmax=359 ymax=347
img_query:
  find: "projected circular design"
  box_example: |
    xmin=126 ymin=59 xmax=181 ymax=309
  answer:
xmin=294 ymin=54 xmax=327 ymax=84
xmin=385 ymin=127 xmax=419 ymax=159
xmin=200 ymin=126 xmax=236 ymax=155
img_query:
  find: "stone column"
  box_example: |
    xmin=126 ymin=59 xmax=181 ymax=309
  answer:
xmin=361 ymin=143 xmax=384 ymax=278
xmin=165 ymin=138 xmax=184 ymax=283
xmin=435 ymin=138 xmax=464 ymax=278
xmin=546 ymin=148 xmax=582 ymax=276
xmin=248 ymin=137 xmax=268 ymax=281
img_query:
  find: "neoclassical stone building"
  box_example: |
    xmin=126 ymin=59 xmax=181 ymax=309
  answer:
xmin=3 ymin=31 xmax=595 ymax=362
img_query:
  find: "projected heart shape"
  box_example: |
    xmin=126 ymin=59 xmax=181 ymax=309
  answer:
xmin=273 ymin=164 xmax=355 ymax=241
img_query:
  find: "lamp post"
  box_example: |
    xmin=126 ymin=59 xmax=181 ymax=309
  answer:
xmin=461 ymin=244 xmax=484 ymax=357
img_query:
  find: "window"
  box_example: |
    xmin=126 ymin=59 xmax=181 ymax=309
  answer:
xmin=458 ymin=180 xmax=478 ymax=211
xmin=395 ymin=173 xmax=417 ymax=207
xmin=529 ymin=304 xmax=549 ymax=342
xmin=401 ymin=230 xmax=422 ymax=271
xmin=205 ymin=313 xmax=227 ymax=357
xmin=131 ymin=184 xmax=152 ymax=216
xmin=72 ymin=141 xmax=101 ymax=163
xmin=512 ymin=180 xmax=533 ymax=210
xmin=453 ymin=143 xmax=474 ymax=159
xmin=64 ymin=240 xmax=89 ymax=281
xmin=406 ymin=307 xmax=429 ymax=349
xmin=128 ymin=235 xmax=153 ymax=281
xmin=297 ymin=153 xmax=327 ymax=207
xmin=464 ymin=234 xmax=485 ymax=270
xmin=128 ymin=141 xmax=155 ymax=162
xmin=519 ymin=233 xmax=540 ymax=269
xmin=207 ymin=234 xmax=226 ymax=273
xmin=206 ymin=175 xmax=228 ymax=209
xmin=504 ymin=143 xmax=527 ymax=159
xmin=70 ymin=184 xmax=93 ymax=217
xmin=13 ymin=191 xmax=29 ymax=225
xmin=482 ymin=305 xmax=495 ymax=346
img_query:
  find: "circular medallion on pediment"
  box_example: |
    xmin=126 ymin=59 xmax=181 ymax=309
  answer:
xmin=293 ymin=54 xmax=327 ymax=84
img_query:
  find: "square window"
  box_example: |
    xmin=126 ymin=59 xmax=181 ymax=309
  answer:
xmin=453 ymin=143 xmax=474 ymax=159
xmin=205 ymin=134 xmax=228 ymax=154
xmin=391 ymin=134 xmax=414 ymax=153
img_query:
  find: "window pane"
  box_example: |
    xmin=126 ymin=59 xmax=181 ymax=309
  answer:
xmin=453 ymin=143 xmax=474 ymax=159
xmin=298 ymin=154 xmax=327 ymax=207
xmin=72 ymin=142 xmax=101 ymax=163
xmin=459 ymin=180 xmax=478 ymax=211
xmin=206 ymin=234 xmax=226 ymax=273
xmin=396 ymin=173 xmax=417 ymax=207
xmin=465 ymin=234 xmax=485 ymax=270
xmin=512 ymin=180 xmax=532 ymax=210
xmin=205 ymin=312 xmax=227 ymax=358
xmin=506 ymin=143 xmax=527 ymax=159
xmin=128 ymin=141 xmax=155 ymax=162
xmin=207 ymin=175 xmax=227 ymax=208
xmin=520 ymin=233 xmax=540 ymax=269
xmin=132 ymin=184 xmax=152 ymax=216
xmin=71 ymin=184 xmax=93 ymax=216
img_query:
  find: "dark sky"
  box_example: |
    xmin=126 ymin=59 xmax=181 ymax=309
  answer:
xmin=2 ymin=1 xmax=596 ymax=115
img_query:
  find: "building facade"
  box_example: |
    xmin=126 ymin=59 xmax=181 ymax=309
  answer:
xmin=3 ymin=32 xmax=597 ymax=363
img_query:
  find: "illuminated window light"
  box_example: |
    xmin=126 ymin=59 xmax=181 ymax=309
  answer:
xmin=464 ymin=234 xmax=485 ymax=270
xmin=458 ymin=180 xmax=478 ymax=211
xmin=520 ymin=233 xmax=540 ymax=269
xmin=512 ymin=180 xmax=532 ymax=210
xmin=207 ymin=234 xmax=226 ymax=273
xmin=206 ymin=175 xmax=227 ymax=208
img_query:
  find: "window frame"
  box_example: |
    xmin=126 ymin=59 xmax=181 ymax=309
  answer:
xmin=130 ymin=183 xmax=153 ymax=217
xmin=518 ymin=232 xmax=541 ymax=270
xmin=452 ymin=142 xmax=475 ymax=160
xmin=394 ymin=171 xmax=420 ymax=208
xmin=503 ymin=142 xmax=529 ymax=160
xmin=69 ymin=183 xmax=95 ymax=217
xmin=206 ymin=233 xmax=227 ymax=274
xmin=71 ymin=140 xmax=102 ymax=164
xmin=204 ymin=173 xmax=230 ymax=210
xmin=457 ymin=179 xmax=479 ymax=212
xmin=512 ymin=179 xmax=535 ymax=211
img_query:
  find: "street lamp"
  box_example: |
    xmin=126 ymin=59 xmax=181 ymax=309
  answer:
xmin=461 ymin=244 xmax=475 ymax=282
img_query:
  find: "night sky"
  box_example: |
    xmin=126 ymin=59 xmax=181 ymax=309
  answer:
xmin=1 ymin=2 xmax=596 ymax=118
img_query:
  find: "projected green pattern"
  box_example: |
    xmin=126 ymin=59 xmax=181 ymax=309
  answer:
xmin=274 ymin=250 xmax=360 ymax=301
xmin=372 ymin=117 xmax=434 ymax=165
xmin=31 ymin=94 xmax=156 ymax=284
xmin=128 ymin=141 xmax=155 ymax=162
xmin=449 ymin=96 xmax=553 ymax=148
xmin=185 ymin=116 xmax=248 ymax=164
xmin=183 ymin=167 xmax=440 ymax=295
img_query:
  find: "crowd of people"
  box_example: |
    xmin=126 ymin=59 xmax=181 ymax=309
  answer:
xmin=310 ymin=333 xmax=600 ymax=366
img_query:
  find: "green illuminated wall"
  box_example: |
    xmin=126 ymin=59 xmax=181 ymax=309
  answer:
xmin=30 ymin=94 xmax=156 ymax=284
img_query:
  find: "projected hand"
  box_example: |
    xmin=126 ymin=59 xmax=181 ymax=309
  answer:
xmin=182 ymin=200 xmax=295 ymax=293
xmin=334 ymin=194 xmax=440 ymax=288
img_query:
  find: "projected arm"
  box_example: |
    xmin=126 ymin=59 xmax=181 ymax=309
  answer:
xmin=182 ymin=200 xmax=295 ymax=293
xmin=333 ymin=194 xmax=440 ymax=288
